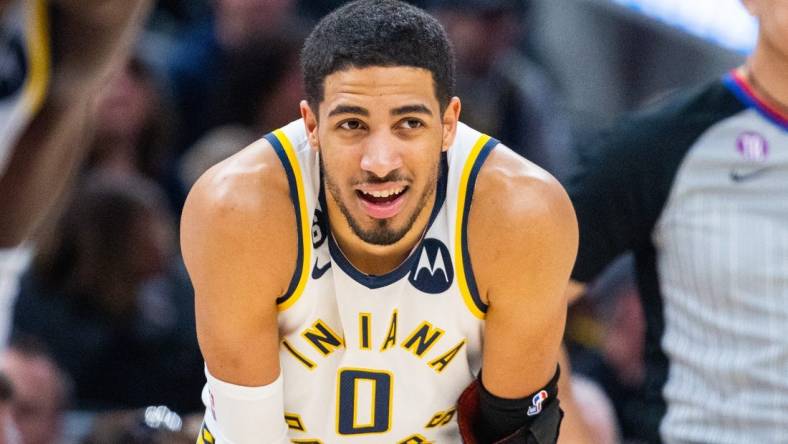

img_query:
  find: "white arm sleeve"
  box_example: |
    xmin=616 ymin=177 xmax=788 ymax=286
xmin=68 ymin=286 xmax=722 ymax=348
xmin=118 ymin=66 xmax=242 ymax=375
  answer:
xmin=198 ymin=366 xmax=289 ymax=444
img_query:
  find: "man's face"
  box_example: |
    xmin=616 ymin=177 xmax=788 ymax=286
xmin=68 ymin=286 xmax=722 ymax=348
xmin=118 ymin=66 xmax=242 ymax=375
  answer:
xmin=303 ymin=66 xmax=458 ymax=246
xmin=745 ymin=0 xmax=788 ymax=57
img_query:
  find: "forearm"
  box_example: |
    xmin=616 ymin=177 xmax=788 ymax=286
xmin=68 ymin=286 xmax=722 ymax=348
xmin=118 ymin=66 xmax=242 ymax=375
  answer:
xmin=0 ymin=91 xmax=93 ymax=247
xmin=196 ymin=309 xmax=286 ymax=443
xmin=50 ymin=0 xmax=152 ymax=95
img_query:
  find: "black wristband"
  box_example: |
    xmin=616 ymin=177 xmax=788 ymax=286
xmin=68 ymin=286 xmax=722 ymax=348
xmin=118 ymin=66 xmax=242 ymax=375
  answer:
xmin=475 ymin=366 xmax=561 ymax=443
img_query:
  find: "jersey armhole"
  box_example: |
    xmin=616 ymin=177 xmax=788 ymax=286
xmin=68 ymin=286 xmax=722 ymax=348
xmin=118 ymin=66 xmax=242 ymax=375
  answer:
xmin=264 ymin=130 xmax=311 ymax=312
xmin=454 ymin=135 xmax=499 ymax=320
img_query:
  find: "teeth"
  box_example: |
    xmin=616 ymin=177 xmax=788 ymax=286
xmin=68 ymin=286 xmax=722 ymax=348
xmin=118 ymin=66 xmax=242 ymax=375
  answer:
xmin=362 ymin=187 xmax=405 ymax=198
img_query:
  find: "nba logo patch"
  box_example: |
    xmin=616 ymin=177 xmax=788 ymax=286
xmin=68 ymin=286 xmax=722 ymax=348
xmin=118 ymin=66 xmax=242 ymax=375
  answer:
xmin=527 ymin=390 xmax=548 ymax=416
xmin=736 ymin=131 xmax=768 ymax=162
xmin=409 ymin=238 xmax=453 ymax=294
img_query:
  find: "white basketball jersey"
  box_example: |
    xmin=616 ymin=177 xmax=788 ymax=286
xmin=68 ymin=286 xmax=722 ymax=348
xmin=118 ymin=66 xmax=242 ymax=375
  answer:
xmin=0 ymin=0 xmax=51 ymax=175
xmin=264 ymin=119 xmax=498 ymax=443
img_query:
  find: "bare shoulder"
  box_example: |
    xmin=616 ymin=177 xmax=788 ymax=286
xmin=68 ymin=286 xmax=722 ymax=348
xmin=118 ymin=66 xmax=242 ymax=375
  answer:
xmin=182 ymin=138 xmax=297 ymax=383
xmin=470 ymin=144 xmax=577 ymax=246
xmin=181 ymin=137 xmax=297 ymax=304
xmin=183 ymin=137 xmax=291 ymax=224
xmin=467 ymin=144 xmax=578 ymax=302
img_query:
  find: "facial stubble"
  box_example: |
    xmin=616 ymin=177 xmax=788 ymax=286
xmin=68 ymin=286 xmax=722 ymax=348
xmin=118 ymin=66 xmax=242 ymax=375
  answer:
xmin=321 ymin=154 xmax=440 ymax=246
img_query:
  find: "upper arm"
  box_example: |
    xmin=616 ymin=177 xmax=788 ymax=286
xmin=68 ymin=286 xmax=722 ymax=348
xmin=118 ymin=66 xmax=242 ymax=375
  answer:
xmin=468 ymin=146 xmax=578 ymax=398
xmin=181 ymin=140 xmax=296 ymax=386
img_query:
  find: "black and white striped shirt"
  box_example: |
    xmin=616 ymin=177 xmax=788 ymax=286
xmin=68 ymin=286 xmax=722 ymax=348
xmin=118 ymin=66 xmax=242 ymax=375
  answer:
xmin=568 ymin=70 xmax=788 ymax=444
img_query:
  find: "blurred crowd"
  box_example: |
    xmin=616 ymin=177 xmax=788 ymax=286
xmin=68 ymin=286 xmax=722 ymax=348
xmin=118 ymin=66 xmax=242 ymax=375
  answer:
xmin=3 ymin=0 xmax=648 ymax=442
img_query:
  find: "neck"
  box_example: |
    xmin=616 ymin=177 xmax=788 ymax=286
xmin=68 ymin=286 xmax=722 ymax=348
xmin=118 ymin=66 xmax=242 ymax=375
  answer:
xmin=747 ymin=39 xmax=788 ymax=113
xmin=327 ymin=191 xmax=436 ymax=276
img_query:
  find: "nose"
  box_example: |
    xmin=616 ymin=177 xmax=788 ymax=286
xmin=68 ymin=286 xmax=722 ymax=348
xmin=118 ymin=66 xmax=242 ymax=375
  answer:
xmin=359 ymin=132 xmax=403 ymax=179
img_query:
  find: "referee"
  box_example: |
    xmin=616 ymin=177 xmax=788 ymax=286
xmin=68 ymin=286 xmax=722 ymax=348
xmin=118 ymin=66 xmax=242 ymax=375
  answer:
xmin=565 ymin=0 xmax=788 ymax=442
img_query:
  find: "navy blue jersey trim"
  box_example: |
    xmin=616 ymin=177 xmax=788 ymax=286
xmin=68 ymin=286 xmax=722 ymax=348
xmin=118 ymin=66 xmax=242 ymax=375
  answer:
xmin=723 ymin=71 xmax=788 ymax=132
xmin=264 ymin=132 xmax=305 ymax=304
xmin=322 ymin=153 xmax=449 ymax=289
xmin=461 ymin=138 xmax=499 ymax=314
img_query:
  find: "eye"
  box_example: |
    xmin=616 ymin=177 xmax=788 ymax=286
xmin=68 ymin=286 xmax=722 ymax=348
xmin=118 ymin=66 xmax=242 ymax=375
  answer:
xmin=339 ymin=120 xmax=365 ymax=131
xmin=398 ymin=118 xmax=424 ymax=130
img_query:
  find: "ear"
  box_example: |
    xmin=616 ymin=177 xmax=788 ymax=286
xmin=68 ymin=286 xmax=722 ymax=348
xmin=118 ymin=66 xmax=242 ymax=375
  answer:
xmin=300 ymin=100 xmax=320 ymax=151
xmin=441 ymin=97 xmax=462 ymax=152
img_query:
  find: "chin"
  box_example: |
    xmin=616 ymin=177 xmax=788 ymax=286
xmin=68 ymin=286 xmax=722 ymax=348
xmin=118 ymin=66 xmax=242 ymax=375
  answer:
xmin=351 ymin=216 xmax=414 ymax=246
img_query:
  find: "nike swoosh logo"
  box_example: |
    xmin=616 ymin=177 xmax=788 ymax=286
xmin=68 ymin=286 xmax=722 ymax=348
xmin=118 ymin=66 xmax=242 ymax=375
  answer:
xmin=311 ymin=258 xmax=331 ymax=279
xmin=729 ymin=166 xmax=772 ymax=183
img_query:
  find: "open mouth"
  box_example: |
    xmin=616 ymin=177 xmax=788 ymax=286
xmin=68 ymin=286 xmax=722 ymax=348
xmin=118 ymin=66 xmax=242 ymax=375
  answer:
xmin=355 ymin=186 xmax=409 ymax=219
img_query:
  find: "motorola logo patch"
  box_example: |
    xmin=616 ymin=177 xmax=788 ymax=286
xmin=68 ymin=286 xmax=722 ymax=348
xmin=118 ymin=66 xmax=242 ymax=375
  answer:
xmin=409 ymin=238 xmax=453 ymax=294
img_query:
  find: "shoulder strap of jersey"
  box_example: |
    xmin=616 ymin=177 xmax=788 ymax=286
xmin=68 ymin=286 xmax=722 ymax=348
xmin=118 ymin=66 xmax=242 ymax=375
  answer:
xmin=263 ymin=126 xmax=312 ymax=311
xmin=451 ymin=125 xmax=500 ymax=319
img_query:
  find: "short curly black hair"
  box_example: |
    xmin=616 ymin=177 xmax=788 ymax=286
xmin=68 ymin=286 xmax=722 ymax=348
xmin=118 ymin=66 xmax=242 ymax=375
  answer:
xmin=302 ymin=0 xmax=455 ymax=112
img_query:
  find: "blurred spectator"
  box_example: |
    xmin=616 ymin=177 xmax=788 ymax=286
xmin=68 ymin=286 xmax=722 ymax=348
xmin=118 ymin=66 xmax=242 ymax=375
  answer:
xmin=0 ymin=336 xmax=70 ymax=444
xmin=88 ymin=56 xmax=174 ymax=184
xmin=567 ymin=256 xmax=648 ymax=442
xmin=177 ymin=125 xmax=256 ymax=190
xmin=148 ymin=0 xmax=211 ymax=35
xmin=428 ymin=0 xmax=573 ymax=179
xmin=207 ymin=33 xmax=307 ymax=134
xmin=571 ymin=374 xmax=620 ymax=444
xmin=0 ymin=0 xmax=149 ymax=366
xmin=0 ymin=372 xmax=19 ymax=443
xmin=168 ymin=28 xmax=307 ymax=209
xmin=12 ymin=173 xmax=203 ymax=413
xmin=167 ymin=0 xmax=307 ymax=153
xmin=296 ymin=0 xmax=426 ymax=21
xmin=602 ymin=282 xmax=645 ymax=389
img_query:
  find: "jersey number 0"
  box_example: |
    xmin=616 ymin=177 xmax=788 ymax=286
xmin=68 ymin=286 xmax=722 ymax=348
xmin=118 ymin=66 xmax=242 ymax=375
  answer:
xmin=337 ymin=368 xmax=393 ymax=435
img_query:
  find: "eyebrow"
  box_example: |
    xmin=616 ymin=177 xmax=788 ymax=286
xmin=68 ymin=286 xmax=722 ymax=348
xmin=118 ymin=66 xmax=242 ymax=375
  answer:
xmin=328 ymin=105 xmax=369 ymax=117
xmin=391 ymin=104 xmax=433 ymax=117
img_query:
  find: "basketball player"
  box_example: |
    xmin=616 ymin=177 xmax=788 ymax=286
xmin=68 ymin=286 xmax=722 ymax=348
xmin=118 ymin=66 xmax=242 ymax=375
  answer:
xmin=565 ymin=0 xmax=788 ymax=442
xmin=181 ymin=1 xmax=578 ymax=443
xmin=0 ymin=0 xmax=151 ymax=350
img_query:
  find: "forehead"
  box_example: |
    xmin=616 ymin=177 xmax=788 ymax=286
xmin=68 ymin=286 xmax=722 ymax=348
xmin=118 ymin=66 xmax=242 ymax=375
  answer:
xmin=321 ymin=66 xmax=439 ymax=115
